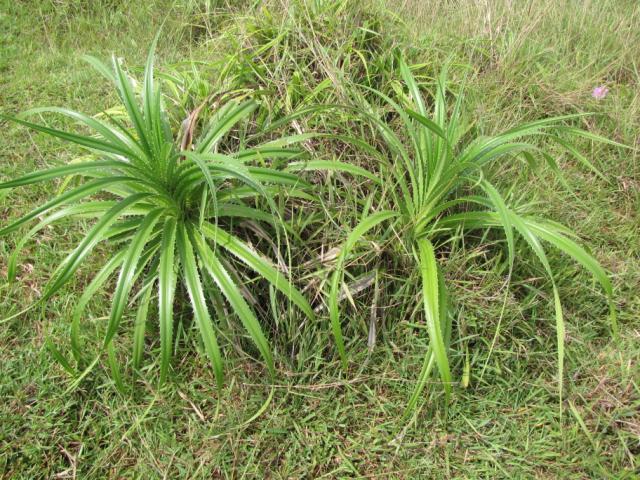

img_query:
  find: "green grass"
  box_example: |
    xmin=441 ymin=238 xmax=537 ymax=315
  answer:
xmin=1 ymin=0 xmax=638 ymax=478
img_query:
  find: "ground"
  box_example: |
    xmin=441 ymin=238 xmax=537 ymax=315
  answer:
xmin=0 ymin=1 xmax=638 ymax=478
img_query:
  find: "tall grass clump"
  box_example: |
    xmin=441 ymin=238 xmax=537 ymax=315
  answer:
xmin=0 ymin=45 xmax=315 ymax=389
xmin=326 ymin=59 xmax=623 ymax=413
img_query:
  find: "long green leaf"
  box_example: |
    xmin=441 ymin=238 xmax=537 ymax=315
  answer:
xmin=23 ymin=107 xmax=148 ymax=162
xmin=0 ymin=160 xmax=126 ymax=189
xmin=0 ymin=113 xmax=141 ymax=159
xmin=416 ymin=238 xmax=452 ymax=399
xmin=286 ymin=160 xmax=382 ymax=185
xmin=158 ymin=218 xmax=177 ymax=382
xmin=71 ymin=250 xmax=126 ymax=363
xmin=196 ymin=100 xmax=257 ymax=154
xmin=0 ymin=176 xmax=132 ymax=237
xmin=507 ymin=211 xmax=567 ymax=404
xmin=201 ymin=222 xmax=314 ymax=320
xmin=104 ymin=208 xmax=163 ymax=347
xmin=46 ymin=337 xmax=76 ymax=375
xmin=107 ymin=341 xmax=126 ymax=393
xmin=479 ymin=179 xmax=515 ymax=271
xmin=8 ymin=201 xmax=115 ymax=281
xmin=526 ymin=218 xmax=617 ymax=335
xmin=192 ymin=228 xmax=274 ymax=376
xmin=405 ymin=108 xmax=448 ymax=141
xmin=176 ymin=223 xmax=224 ymax=388
xmin=112 ymin=55 xmax=152 ymax=158
xmin=42 ymin=193 xmax=151 ymax=300
xmin=133 ymin=278 xmax=154 ymax=370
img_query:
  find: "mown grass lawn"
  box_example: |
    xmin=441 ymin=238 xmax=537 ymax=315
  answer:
xmin=1 ymin=1 xmax=638 ymax=478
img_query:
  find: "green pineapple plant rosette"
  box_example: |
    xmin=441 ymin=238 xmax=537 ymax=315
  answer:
xmin=0 ymin=46 xmax=316 ymax=390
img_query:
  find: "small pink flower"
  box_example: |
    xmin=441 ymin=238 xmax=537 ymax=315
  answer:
xmin=592 ymin=85 xmax=609 ymax=99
